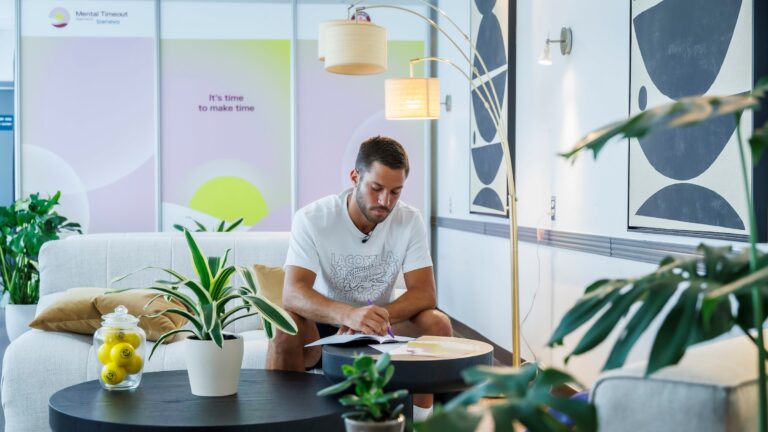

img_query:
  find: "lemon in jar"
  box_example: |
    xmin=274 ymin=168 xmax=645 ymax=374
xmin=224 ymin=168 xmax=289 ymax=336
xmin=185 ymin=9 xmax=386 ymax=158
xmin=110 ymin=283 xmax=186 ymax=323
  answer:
xmin=125 ymin=354 xmax=143 ymax=375
xmin=123 ymin=332 xmax=141 ymax=348
xmin=101 ymin=363 xmax=126 ymax=385
xmin=104 ymin=329 xmax=129 ymax=346
xmin=110 ymin=342 xmax=135 ymax=366
xmin=97 ymin=343 xmax=113 ymax=365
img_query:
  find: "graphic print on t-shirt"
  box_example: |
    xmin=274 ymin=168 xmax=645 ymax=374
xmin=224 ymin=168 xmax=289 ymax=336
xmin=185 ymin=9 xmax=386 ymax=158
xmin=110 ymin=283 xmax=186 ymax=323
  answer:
xmin=329 ymin=249 xmax=399 ymax=303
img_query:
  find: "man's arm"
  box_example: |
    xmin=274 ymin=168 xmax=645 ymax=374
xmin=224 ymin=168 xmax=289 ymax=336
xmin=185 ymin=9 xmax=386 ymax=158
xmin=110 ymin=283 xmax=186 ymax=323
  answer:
xmin=384 ymin=266 xmax=436 ymax=324
xmin=282 ymin=265 xmax=391 ymax=335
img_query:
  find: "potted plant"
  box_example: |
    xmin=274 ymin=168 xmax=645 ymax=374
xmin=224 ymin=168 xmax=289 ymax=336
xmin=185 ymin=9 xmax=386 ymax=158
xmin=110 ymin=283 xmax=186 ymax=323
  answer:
xmin=173 ymin=217 xmax=244 ymax=232
xmin=120 ymin=230 xmax=298 ymax=396
xmin=0 ymin=191 xmax=81 ymax=340
xmin=548 ymin=79 xmax=768 ymax=429
xmin=317 ymin=353 xmax=408 ymax=432
xmin=415 ymin=363 xmax=596 ymax=431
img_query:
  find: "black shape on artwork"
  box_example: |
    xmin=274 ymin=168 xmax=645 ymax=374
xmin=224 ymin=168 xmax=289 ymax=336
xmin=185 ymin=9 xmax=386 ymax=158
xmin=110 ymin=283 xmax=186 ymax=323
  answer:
xmin=472 ymin=73 xmax=507 ymax=142
xmin=471 ymin=143 xmax=503 ymax=186
xmin=638 ymin=114 xmax=735 ymax=180
xmin=473 ymin=11 xmax=507 ymax=73
xmin=474 ymin=0 xmax=497 ymax=14
xmin=634 ymin=0 xmax=741 ymax=99
xmin=473 ymin=187 xmax=505 ymax=212
xmin=636 ymin=183 xmax=744 ymax=229
xmin=638 ymin=86 xmax=648 ymax=110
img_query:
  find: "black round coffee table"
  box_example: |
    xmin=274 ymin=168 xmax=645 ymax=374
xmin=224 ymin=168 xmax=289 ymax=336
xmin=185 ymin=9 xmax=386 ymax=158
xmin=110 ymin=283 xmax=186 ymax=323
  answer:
xmin=323 ymin=336 xmax=494 ymax=394
xmin=49 ymin=369 xmax=345 ymax=431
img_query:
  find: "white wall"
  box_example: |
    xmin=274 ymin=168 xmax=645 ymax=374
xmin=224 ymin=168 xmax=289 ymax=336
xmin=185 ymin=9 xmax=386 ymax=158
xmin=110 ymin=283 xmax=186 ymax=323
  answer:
xmin=433 ymin=0 xmax=750 ymax=385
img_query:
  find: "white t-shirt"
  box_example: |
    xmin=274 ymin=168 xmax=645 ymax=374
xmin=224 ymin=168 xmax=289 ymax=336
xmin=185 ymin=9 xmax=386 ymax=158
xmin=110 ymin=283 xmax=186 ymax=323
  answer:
xmin=285 ymin=189 xmax=432 ymax=307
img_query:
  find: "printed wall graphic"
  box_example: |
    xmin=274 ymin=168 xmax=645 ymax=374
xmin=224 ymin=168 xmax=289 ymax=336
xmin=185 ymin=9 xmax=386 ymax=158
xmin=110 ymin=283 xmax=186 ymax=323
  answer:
xmin=160 ymin=38 xmax=291 ymax=232
xmin=469 ymin=0 xmax=510 ymax=216
xmin=629 ymin=0 xmax=754 ymax=239
xmin=20 ymin=0 xmax=157 ymax=233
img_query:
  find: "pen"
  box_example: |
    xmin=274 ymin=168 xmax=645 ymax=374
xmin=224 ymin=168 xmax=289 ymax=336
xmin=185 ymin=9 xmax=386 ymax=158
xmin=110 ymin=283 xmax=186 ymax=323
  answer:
xmin=368 ymin=300 xmax=395 ymax=338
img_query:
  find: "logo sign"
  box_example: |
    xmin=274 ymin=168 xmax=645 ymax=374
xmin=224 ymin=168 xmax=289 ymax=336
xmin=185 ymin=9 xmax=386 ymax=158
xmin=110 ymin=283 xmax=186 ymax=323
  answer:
xmin=50 ymin=7 xmax=70 ymax=28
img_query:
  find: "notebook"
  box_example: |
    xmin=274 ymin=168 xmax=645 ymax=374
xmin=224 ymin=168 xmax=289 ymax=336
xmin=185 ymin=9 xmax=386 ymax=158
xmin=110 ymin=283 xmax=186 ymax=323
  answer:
xmin=305 ymin=333 xmax=413 ymax=347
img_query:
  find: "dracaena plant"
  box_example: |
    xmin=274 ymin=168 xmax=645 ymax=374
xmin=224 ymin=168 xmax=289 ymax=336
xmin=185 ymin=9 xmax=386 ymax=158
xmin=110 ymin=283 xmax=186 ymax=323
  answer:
xmin=173 ymin=217 xmax=244 ymax=233
xmin=551 ymin=78 xmax=768 ymax=430
xmin=317 ymin=353 xmax=408 ymax=422
xmin=415 ymin=363 xmax=596 ymax=432
xmin=0 ymin=192 xmax=82 ymax=304
xmin=116 ymin=230 xmax=298 ymax=360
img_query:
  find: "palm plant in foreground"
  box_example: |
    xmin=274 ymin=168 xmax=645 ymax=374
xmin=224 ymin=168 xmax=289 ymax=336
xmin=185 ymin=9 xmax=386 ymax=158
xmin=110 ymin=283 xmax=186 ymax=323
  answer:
xmin=550 ymin=79 xmax=768 ymax=430
xmin=416 ymin=363 xmax=596 ymax=431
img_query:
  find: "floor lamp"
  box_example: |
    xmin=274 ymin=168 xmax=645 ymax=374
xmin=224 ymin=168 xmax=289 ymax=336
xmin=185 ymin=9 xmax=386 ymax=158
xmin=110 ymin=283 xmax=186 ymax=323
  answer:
xmin=319 ymin=1 xmax=521 ymax=367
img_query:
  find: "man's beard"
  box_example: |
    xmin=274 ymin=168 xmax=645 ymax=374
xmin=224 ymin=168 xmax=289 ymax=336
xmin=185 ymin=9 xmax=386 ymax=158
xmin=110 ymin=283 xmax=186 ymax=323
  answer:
xmin=355 ymin=184 xmax=391 ymax=224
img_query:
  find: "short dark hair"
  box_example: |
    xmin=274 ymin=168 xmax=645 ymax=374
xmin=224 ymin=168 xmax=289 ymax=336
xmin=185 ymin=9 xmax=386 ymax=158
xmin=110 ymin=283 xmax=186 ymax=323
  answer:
xmin=355 ymin=136 xmax=410 ymax=177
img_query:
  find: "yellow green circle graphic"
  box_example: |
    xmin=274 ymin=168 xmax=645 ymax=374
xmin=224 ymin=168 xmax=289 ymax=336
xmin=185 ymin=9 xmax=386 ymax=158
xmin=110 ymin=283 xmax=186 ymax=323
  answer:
xmin=189 ymin=176 xmax=268 ymax=225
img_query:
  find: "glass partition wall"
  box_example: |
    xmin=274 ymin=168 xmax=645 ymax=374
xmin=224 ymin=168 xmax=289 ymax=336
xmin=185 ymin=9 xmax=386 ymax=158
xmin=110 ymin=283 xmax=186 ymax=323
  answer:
xmin=16 ymin=0 xmax=431 ymax=232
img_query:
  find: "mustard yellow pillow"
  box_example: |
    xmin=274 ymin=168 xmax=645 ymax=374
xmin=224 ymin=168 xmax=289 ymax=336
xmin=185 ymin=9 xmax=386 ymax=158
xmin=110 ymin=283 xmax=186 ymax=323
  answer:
xmin=252 ymin=264 xmax=284 ymax=307
xmin=30 ymin=288 xmax=188 ymax=343
xmin=29 ymin=287 xmax=104 ymax=334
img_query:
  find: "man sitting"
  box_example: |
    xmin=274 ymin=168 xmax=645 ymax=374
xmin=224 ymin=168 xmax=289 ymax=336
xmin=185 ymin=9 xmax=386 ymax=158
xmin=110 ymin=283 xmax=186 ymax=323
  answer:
xmin=268 ymin=136 xmax=452 ymax=420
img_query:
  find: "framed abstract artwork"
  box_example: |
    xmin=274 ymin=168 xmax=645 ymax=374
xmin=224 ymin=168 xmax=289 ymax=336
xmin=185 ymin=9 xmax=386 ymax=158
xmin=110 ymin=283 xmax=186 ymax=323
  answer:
xmin=628 ymin=0 xmax=768 ymax=241
xmin=469 ymin=0 xmax=515 ymax=217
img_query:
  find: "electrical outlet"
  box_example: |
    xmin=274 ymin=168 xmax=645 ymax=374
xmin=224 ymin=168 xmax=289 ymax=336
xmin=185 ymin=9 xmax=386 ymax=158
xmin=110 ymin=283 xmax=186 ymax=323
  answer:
xmin=550 ymin=196 xmax=556 ymax=221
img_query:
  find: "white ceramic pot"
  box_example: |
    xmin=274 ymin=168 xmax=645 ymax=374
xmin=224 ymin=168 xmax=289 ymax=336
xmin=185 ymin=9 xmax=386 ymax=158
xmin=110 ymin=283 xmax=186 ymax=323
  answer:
xmin=5 ymin=304 xmax=37 ymax=341
xmin=184 ymin=333 xmax=244 ymax=396
xmin=344 ymin=415 xmax=406 ymax=432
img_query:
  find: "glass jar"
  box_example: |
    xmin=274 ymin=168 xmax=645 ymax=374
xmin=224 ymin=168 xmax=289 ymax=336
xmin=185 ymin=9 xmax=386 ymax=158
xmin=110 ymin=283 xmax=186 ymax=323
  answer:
xmin=93 ymin=305 xmax=146 ymax=390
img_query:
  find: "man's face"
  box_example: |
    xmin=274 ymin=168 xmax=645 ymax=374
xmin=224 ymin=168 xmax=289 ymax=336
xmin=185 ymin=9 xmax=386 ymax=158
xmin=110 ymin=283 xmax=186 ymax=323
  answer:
xmin=351 ymin=161 xmax=407 ymax=224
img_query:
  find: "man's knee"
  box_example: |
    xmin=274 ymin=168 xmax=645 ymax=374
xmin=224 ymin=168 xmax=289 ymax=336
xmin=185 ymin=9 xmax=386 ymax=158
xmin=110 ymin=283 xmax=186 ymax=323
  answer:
xmin=415 ymin=309 xmax=453 ymax=337
xmin=270 ymin=310 xmax=307 ymax=351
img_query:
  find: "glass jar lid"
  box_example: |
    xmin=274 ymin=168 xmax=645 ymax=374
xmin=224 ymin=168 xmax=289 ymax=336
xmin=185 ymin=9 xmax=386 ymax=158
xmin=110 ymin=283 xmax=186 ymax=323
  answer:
xmin=101 ymin=305 xmax=139 ymax=328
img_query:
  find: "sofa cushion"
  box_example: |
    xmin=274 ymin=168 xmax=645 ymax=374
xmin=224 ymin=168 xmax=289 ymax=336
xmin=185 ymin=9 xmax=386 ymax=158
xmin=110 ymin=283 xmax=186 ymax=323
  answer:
xmin=30 ymin=288 xmax=188 ymax=342
xmin=252 ymin=264 xmax=284 ymax=306
xmin=29 ymin=287 xmax=103 ymax=334
xmin=592 ymin=332 xmax=763 ymax=432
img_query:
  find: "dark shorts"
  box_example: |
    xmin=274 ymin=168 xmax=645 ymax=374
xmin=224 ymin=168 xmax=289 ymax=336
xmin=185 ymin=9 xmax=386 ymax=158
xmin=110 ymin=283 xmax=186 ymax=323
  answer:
xmin=306 ymin=323 xmax=339 ymax=370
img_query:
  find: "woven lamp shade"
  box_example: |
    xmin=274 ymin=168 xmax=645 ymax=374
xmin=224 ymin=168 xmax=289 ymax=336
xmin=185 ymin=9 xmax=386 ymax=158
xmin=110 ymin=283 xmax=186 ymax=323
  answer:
xmin=317 ymin=20 xmax=346 ymax=61
xmin=385 ymin=78 xmax=440 ymax=120
xmin=323 ymin=20 xmax=387 ymax=75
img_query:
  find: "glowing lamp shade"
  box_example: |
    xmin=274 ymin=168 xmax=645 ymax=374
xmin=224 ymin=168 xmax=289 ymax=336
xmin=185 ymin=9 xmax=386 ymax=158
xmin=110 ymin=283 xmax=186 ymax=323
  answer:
xmin=385 ymin=78 xmax=440 ymax=120
xmin=538 ymin=42 xmax=552 ymax=66
xmin=323 ymin=20 xmax=387 ymax=75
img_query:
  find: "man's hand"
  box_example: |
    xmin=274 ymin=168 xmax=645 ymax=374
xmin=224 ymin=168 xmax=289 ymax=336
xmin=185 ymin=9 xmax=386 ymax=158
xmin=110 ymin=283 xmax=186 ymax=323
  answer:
xmin=343 ymin=305 xmax=390 ymax=335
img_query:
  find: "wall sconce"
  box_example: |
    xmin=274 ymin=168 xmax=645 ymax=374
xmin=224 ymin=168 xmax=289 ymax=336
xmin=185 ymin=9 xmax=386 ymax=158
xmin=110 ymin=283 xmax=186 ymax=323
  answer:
xmin=538 ymin=27 xmax=573 ymax=66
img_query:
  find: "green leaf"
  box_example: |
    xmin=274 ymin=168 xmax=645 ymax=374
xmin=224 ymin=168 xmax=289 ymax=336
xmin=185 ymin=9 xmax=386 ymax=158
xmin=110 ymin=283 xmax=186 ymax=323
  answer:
xmin=148 ymin=328 xmax=197 ymax=360
xmin=646 ymin=286 xmax=700 ymax=375
xmin=210 ymin=266 xmax=236 ymax=300
xmin=375 ymin=352 xmax=391 ymax=372
xmin=209 ymin=316 xmax=223 ymax=349
xmin=183 ymin=279 xmax=213 ymax=305
xmin=603 ymin=281 xmax=677 ymax=370
xmin=153 ymin=307 xmax=203 ymax=333
xmin=184 ymin=230 xmax=212 ymax=289
xmin=548 ymin=280 xmax=626 ymax=346
xmin=225 ymin=218 xmax=244 ymax=232
xmin=706 ymin=265 xmax=768 ymax=298
xmin=263 ymin=319 xmax=274 ymax=339
xmin=208 ymin=256 xmax=221 ymax=278
xmin=317 ymin=379 xmax=354 ymax=396
xmin=243 ymin=294 xmax=298 ymax=335
xmin=217 ymin=220 xmax=226 ymax=232
xmin=569 ymin=284 xmax=647 ymax=358
xmin=414 ymin=408 xmax=482 ymax=432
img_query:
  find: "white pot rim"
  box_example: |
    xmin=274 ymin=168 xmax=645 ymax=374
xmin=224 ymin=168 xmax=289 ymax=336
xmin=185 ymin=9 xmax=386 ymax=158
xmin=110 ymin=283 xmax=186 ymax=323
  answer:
xmin=344 ymin=414 xmax=405 ymax=425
